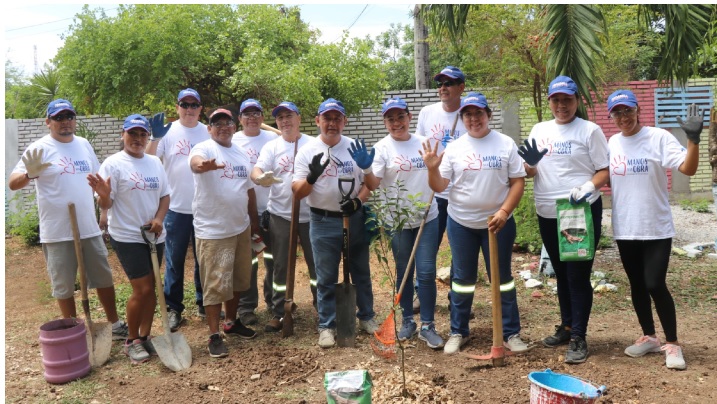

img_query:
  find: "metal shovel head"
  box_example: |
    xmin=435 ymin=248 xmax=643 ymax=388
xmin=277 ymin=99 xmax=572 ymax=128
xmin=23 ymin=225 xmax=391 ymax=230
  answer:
xmin=85 ymin=322 xmax=112 ymax=367
xmin=335 ymin=281 xmax=357 ymax=347
xmin=152 ymin=331 xmax=192 ymax=372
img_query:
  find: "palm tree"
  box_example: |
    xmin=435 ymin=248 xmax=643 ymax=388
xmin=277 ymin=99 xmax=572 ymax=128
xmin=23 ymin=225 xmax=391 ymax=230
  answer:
xmin=30 ymin=66 xmax=62 ymax=116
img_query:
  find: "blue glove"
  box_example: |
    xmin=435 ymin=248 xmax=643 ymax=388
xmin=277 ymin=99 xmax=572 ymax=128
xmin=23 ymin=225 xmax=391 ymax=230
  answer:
xmin=440 ymin=132 xmax=452 ymax=147
xmin=149 ymin=112 xmax=172 ymax=139
xmin=569 ymin=181 xmax=595 ymax=205
xmin=518 ymin=138 xmax=548 ymax=167
xmin=348 ymin=138 xmax=375 ymax=170
xmin=676 ymin=103 xmax=706 ymax=144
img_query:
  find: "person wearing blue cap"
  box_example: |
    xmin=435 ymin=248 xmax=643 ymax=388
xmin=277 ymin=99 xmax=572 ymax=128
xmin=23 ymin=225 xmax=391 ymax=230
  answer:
xmin=87 ymin=114 xmax=170 ymax=364
xmin=292 ymin=98 xmax=378 ymax=348
xmin=518 ymin=76 xmax=610 ymax=364
xmin=363 ymin=97 xmax=444 ymax=348
xmin=232 ymin=98 xmax=280 ymax=327
xmin=9 ymin=98 xmax=129 ymax=341
xmin=146 ymin=88 xmax=209 ymax=331
xmin=421 ymin=92 xmax=529 ymax=355
xmin=606 ymin=90 xmax=703 ymax=370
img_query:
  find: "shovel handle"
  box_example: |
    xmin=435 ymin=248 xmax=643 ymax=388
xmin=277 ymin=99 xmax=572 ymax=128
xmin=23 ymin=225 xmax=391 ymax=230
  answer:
xmin=338 ymin=177 xmax=355 ymax=203
xmin=394 ymin=191 xmax=435 ymax=305
xmin=68 ymin=203 xmax=92 ymax=324
xmin=488 ymin=215 xmax=503 ymax=349
xmin=141 ymin=225 xmax=172 ymax=333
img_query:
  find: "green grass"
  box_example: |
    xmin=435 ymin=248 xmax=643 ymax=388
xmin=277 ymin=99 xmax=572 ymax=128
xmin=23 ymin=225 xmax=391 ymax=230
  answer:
xmin=679 ymin=198 xmax=713 ymax=213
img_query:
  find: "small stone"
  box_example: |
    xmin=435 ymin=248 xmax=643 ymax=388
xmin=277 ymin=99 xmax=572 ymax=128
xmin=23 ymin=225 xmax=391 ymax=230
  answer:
xmin=251 ymin=373 xmax=261 ymax=380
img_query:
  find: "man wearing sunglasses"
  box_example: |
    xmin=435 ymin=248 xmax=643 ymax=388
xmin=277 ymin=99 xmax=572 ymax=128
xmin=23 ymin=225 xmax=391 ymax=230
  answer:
xmin=9 ymin=98 xmax=129 ymax=340
xmin=146 ymin=88 xmax=209 ymax=331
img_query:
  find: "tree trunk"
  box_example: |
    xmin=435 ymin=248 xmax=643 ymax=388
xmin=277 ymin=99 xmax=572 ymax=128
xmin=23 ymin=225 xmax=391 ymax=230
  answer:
xmin=414 ymin=5 xmax=430 ymax=90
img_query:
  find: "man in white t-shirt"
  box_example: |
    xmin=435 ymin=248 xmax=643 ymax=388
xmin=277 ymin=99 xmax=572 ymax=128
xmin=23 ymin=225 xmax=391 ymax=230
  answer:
xmin=8 ymin=98 xmax=128 ymax=340
xmin=146 ymin=88 xmax=210 ymax=330
xmin=232 ymin=99 xmax=279 ymax=326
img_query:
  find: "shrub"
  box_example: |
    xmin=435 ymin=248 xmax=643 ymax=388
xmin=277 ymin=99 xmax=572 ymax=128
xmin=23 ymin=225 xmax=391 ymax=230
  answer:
xmin=679 ymin=199 xmax=712 ymax=213
xmin=513 ymin=190 xmax=541 ymax=253
xmin=6 ymin=194 xmax=40 ymax=246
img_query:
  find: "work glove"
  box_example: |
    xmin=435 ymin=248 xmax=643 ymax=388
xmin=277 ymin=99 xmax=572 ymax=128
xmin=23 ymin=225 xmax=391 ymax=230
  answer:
xmin=255 ymin=171 xmax=283 ymax=187
xmin=348 ymin=138 xmax=375 ymax=170
xmin=569 ymin=180 xmax=596 ymax=205
xmin=440 ymin=132 xmax=452 ymax=148
xmin=340 ymin=197 xmax=362 ymax=215
xmin=517 ymin=139 xmax=548 ymax=167
xmin=307 ymin=152 xmax=329 ymax=185
xmin=149 ymin=112 xmax=172 ymax=139
xmin=676 ymin=103 xmax=706 ymax=145
xmin=22 ymin=148 xmax=52 ymax=179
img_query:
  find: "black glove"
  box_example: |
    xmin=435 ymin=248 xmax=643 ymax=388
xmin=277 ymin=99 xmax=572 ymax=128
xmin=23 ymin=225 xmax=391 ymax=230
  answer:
xmin=676 ymin=103 xmax=705 ymax=144
xmin=307 ymin=152 xmax=329 ymax=185
xmin=340 ymin=197 xmax=362 ymax=215
xmin=517 ymin=138 xmax=548 ymax=167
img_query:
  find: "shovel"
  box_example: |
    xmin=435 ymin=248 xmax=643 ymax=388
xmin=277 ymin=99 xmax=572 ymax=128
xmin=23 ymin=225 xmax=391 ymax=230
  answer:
xmin=141 ymin=226 xmax=192 ymax=371
xmin=335 ymin=177 xmax=357 ymax=348
xmin=282 ymin=135 xmax=299 ymax=338
xmin=68 ymin=203 xmax=112 ymax=368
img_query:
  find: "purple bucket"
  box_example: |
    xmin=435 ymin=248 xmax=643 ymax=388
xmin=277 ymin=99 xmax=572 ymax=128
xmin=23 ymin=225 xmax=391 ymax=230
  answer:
xmin=39 ymin=318 xmax=91 ymax=384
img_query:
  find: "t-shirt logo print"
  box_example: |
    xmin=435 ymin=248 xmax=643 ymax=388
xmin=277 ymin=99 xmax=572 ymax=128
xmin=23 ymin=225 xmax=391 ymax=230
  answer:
xmin=59 ymin=157 xmax=76 ymax=175
xmin=539 ymin=139 xmax=553 ymax=156
xmin=175 ymin=139 xmax=191 ymax=156
xmin=246 ymin=148 xmax=259 ymax=164
xmin=220 ymin=160 xmax=234 ymax=179
xmin=463 ymin=153 xmax=483 ymax=171
xmin=278 ymin=155 xmax=293 ymax=174
xmin=130 ymin=172 xmax=146 ymax=190
xmin=394 ymin=155 xmax=412 ymax=172
xmin=611 ymin=155 xmax=627 ymax=176
xmin=430 ymin=124 xmax=446 ymax=142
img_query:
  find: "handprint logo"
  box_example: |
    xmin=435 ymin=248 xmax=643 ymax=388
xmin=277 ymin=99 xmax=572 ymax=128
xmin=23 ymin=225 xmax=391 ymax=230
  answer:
xmin=175 ymin=139 xmax=191 ymax=156
xmin=463 ymin=153 xmax=483 ymax=171
xmin=220 ymin=160 xmax=234 ymax=179
xmin=611 ymin=155 xmax=627 ymax=176
xmin=246 ymin=148 xmax=259 ymax=164
xmin=130 ymin=172 xmax=146 ymax=190
xmin=321 ymin=160 xmax=338 ymax=178
xmin=538 ymin=139 xmax=553 ymax=156
xmin=278 ymin=155 xmax=293 ymax=174
xmin=430 ymin=124 xmax=446 ymax=142
xmin=393 ymin=155 xmax=412 ymax=172
xmin=59 ymin=157 xmax=76 ymax=175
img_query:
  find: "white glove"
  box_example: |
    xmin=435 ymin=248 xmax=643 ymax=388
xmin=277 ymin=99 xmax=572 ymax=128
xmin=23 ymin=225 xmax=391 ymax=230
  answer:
xmin=255 ymin=171 xmax=283 ymax=187
xmin=22 ymin=148 xmax=52 ymax=179
xmin=569 ymin=181 xmax=595 ymax=205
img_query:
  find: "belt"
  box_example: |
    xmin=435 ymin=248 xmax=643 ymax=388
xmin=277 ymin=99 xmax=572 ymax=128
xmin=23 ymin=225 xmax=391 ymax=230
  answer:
xmin=310 ymin=207 xmax=343 ymax=218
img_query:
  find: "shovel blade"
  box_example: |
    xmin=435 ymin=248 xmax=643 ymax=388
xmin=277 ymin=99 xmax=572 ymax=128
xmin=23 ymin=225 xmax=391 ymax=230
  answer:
xmin=152 ymin=331 xmax=192 ymax=372
xmin=281 ymin=301 xmax=294 ymax=338
xmin=335 ymin=282 xmax=357 ymax=348
xmin=86 ymin=323 xmax=112 ymax=368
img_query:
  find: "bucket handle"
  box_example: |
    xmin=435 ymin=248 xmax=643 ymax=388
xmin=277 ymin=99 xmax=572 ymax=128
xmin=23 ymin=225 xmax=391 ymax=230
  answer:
xmin=541 ymin=368 xmax=607 ymax=397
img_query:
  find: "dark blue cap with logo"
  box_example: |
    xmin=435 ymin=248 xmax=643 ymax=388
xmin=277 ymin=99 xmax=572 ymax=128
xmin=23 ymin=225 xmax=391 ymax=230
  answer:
xmin=381 ymin=97 xmax=408 ymax=115
xmin=607 ymin=89 xmax=638 ymax=112
xmin=46 ymin=99 xmax=76 ymax=117
xmin=433 ymin=66 xmax=466 ymax=82
xmin=123 ymin=114 xmax=150 ymax=132
xmin=459 ymin=92 xmax=489 ymax=112
xmin=318 ymin=98 xmax=346 ymax=116
xmin=548 ymin=76 xmax=578 ymax=98
xmin=240 ymin=98 xmax=263 ymax=113
xmin=271 ymin=101 xmax=300 ymax=117
xmin=177 ymin=88 xmax=201 ymax=102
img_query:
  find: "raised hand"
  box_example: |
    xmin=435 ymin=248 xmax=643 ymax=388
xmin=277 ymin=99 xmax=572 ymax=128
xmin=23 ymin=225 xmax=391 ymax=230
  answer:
xmin=419 ymin=139 xmax=444 ymax=171
xmin=518 ymin=138 xmax=548 ymax=167
xmin=307 ymin=152 xmax=329 ymax=184
xmin=149 ymin=112 xmax=172 ymax=139
xmin=348 ymin=138 xmax=375 ymax=170
xmin=197 ymin=158 xmax=226 ymax=172
xmin=22 ymin=148 xmax=52 ymax=179
xmin=676 ymin=103 xmax=706 ymax=144
xmin=255 ymin=170 xmax=283 ymax=186
xmin=87 ymin=173 xmax=112 ymax=200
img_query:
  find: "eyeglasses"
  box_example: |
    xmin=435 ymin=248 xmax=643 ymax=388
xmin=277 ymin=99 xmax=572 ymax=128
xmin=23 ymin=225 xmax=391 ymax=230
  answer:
xmin=384 ymin=114 xmax=408 ymax=124
xmin=178 ymin=102 xmax=201 ymax=109
xmin=436 ymin=81 xmax=458 ymax=88
xmin=462 ymin=110 xmax=487 ymax=120
xmin=211 ymin=121 xmax=236 ymax=128
xmin=50 ymin=114 xmax=76 ymax=122
xmin=609 ymin=108 xmax=637 ymax=119
xmin=241 ymin=111 xmax=262 ymax=118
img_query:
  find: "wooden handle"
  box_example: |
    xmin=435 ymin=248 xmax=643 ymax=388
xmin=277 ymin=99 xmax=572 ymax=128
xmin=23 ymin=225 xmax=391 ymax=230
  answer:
xmin=488 ymin=215 xmax=503 ymax=348
xmin=69 ymin=203 xmax=92 ymax=325
xmin=261 ymin=123 xmax=282 ymax=135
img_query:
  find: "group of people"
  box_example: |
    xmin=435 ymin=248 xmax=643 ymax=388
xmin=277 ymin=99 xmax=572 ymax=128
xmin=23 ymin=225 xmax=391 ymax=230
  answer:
xmin=10 ymin=65 xmax=703 ymax=370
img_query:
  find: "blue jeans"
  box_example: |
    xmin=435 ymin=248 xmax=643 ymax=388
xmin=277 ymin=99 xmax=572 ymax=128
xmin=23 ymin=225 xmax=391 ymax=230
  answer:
xmin=391 ymin=218 xmax=439 ymax=324
xmin=162 ymin=210 xmax=202 ymax=313
xmin=310 ymin=209 xmax=374 ymax=330
xmin=447 ymin=216 xmax=520 ymax=339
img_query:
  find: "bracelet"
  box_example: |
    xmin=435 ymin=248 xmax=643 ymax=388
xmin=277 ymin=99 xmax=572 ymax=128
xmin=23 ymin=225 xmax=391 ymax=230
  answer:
xmin=25 ymin=173 xmax=38 ymax=180
xmin=499 ymin=208 xmax=510 ymax=216
xmin=362 ymin=167 xmax=373 ymax=175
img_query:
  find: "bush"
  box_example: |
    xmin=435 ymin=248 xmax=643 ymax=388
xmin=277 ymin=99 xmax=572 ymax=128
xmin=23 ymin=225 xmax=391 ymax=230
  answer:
xmin=513 ymin=190 xmax=542 ymax=253
xmin=6 ymin=194 xmax=40 ymax=246
xmin=679 ymin=199 xmax=712 ymax=213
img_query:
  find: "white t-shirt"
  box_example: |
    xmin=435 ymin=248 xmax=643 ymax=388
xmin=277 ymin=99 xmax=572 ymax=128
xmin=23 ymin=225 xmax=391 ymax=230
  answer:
xmin=255 ymin=134 xmax=314 ymax=223
xmin=528 ymin=118 xmax=609 ymax=218
xmin=98 ymin=151 xmax=169 ymax=244
xmin=155 ymin=121 xmax=209 ymax=214
xmin=232 ymin=130 xmax=279 ymax=213
xmin=12 ymin=135 xmax=101 ymax=243
xmin=189 ymin=139 xmax=255 ymax=239
xmin=438 ymin=130 xmax=526 ymax=229
xmin=293 ymin=135 xmax=363 ymax=211
xmin=608 ymin=126 xmax=687 ymax=240
xmin=371 ymin=133 xmax=438 ymax=228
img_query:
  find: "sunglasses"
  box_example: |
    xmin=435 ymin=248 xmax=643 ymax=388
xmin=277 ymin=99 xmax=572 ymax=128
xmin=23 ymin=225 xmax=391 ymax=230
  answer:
xmin=178 ymin=102 xmax=201 ymax=109
xmin=436 ymin=81 xmax=459 ymax=88
xmin=50 ymin=114 xmax=76 ymax=122
xmin=211 ymin=121 xmax=236 ymax=128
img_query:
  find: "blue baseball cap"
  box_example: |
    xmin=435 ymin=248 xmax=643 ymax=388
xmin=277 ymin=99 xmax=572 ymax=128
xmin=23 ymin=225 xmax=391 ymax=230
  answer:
xmin=433 ymin=66 xmax=466 ymax=82
xmin=123 ymin=114 xmax=150 ymax=132
xmin=46 ymin=99 xmax=76 ymax=117
xmin=177 ymin=88 xmax=200 ymax=102
xmin=607 ymin=89 xmax=638 ymax=112
xmin=459 ymin=92 xmax=489 ymax=112
xmin=548 ymin=76 xmax=578 ymax=98
xmin=240 ymin=98 xmax=263 ymax=113
xmin=271 ymin=101 xmax=300 ymax=117
xmin=381 ymin=97 xmax=408 ymax=115
xmin=318 ymin=98 xmax=346 ymax=116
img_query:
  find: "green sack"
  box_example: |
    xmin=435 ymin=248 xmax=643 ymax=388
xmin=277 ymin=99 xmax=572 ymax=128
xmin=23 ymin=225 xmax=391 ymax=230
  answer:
xmin=556 ymin=198 xmax=595 ymax=261
xmin=324 ymin=370 xmax=372 ymax=404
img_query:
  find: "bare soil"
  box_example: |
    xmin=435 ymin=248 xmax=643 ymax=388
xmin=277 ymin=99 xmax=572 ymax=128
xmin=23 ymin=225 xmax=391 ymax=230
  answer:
xmin=5 ymin=217 xmax=717 ymax=403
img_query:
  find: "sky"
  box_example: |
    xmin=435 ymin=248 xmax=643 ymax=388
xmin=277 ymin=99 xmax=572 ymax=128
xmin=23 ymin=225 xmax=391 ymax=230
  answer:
xmin=4 ymin=3 xmax=416 ymax=77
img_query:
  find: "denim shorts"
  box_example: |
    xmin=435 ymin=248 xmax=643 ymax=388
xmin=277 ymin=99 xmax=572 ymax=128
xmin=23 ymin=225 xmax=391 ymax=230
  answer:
xmin=109 ymin=237 xmax=164 ymax=280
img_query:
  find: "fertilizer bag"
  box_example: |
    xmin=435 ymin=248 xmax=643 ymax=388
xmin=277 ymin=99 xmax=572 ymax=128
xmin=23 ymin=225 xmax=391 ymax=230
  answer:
xmin=556 ymin=198 xmax=594 ymax=261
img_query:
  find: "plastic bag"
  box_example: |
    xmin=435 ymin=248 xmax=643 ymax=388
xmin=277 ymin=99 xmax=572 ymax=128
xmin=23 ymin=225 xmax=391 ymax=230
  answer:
xmin=324 ymin=370 xmax=372 ymax=404
xmin=556 ymin=198 xmax=594 ymax=261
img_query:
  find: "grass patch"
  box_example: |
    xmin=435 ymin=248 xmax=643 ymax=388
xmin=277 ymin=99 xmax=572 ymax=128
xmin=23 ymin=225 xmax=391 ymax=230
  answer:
xmin=679 ymin=198 xmax=713 ymax=213
xmin=60 ymin=380 xmax=107 ymax=403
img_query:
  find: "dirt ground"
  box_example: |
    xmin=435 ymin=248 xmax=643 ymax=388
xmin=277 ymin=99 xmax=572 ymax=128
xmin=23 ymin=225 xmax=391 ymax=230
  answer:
xmin=4 ymin=222 xmax=717 ymax=403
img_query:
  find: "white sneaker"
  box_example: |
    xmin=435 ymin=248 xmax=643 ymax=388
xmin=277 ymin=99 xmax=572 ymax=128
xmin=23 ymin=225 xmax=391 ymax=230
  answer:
xmin=624 ymin=335 xmax=661 ymax=358
xmin=443 ymin=333 xmax=469 ymax=355
xmin=359 ymin=318 xmax=379 ymax=334
xmin=504 ymin=334 xmax=531 ymax=353
xmin=662 ymin=344 xmax=686 ymax=370
xmin=318 ymin=328 xmax=335 ymax=349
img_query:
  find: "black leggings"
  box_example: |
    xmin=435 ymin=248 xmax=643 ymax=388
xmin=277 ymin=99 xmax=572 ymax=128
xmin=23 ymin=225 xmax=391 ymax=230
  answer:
xmin=616 ymin=238 xmax=677 ymax=342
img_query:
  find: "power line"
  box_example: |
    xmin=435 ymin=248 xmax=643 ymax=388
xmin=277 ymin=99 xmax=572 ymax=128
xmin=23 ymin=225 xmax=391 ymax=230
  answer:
xmin=333 ymin=4 xmax=369 ymax=42
xmin=5 ymin=6 xmax=119 ymax=34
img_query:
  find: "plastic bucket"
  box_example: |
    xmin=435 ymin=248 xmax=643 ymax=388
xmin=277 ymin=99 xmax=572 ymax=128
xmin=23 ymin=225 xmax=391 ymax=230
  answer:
xmin=528 ymin=369 xmax=605 ymax=404
xmin=39 ymin=318 xmax=91 ymax=384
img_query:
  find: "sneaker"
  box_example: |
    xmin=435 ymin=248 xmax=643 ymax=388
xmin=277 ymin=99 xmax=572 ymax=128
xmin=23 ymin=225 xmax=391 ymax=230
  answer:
xmin=223 ymin=320 xmax=257 ymax=339
xmin=238 ymin=311 xmax=258 ymax=326
xmin=443 ymin=333 xmax=469 ymax=355
xmin=412 ymin=295 xmax=420 ymax=314
xmin=198 ymin=306 xmax=225 ymax=320
xmin=124 ymin=339 xmax=150 ymax=364
xmin=542 ymin=325 xmax=571 ymax=347
xmin=168 ymin=310 xmax=184 ymax=332
xmin=565 ymin=336 xmax=589 ymax=364
xmin=141 ymin=336 xmax=157 ymax=357
xmin=625 ymin=335 xmax=662 ymax=358
xmin=397 ymin=319 xmax=417 ymax=341
xmin=504 ymin=334 xmax=531 ymax=353
xmin=662 ymin=344 xmax=686 ymax=370
xmin=207 ymin=334 xmax=228 ymax=358
xmin=418 ymin=323 xmax=445 ymax=349
xmin=265 ymin=316 xmax=282 ymax=333
xmin=359 ymin=318 xmax=379 ymax=335
xmin=112 ymin=321 xmax=129 ymax=341
xmin=318 ymin=328 xmax=336 ymax=348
